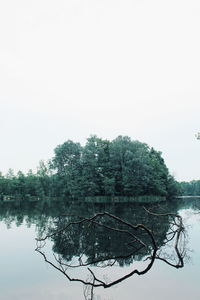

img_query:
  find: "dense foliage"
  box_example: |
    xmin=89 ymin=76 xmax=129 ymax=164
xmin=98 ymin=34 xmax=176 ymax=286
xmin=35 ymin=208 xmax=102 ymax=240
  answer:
xmin=179 ymin=180 xmax=200 ymax=196
xmin=0 ymin=135 xmax=178 ymax=200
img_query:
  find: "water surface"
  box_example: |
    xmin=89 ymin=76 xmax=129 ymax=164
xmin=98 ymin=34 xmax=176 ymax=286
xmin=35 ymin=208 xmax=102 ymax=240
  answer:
xmin=0 ymin=199 xmax=199 ymax=300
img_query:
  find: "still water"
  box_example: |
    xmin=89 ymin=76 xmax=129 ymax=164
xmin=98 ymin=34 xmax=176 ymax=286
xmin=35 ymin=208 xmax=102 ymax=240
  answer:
xmin=0 ymin=199 xmax=199 ymax=300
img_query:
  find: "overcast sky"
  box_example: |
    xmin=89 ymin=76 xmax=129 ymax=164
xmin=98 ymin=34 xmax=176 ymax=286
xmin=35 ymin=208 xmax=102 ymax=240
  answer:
xmin=0 ymin=0 xmax=200 ymax=181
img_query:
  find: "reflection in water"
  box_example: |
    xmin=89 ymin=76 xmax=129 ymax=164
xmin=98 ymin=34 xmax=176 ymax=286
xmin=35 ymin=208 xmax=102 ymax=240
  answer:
xmin=35 ymin=206 xmax=185 ymax=300
xmin=0 ymin=198 xmax=196 ymax=300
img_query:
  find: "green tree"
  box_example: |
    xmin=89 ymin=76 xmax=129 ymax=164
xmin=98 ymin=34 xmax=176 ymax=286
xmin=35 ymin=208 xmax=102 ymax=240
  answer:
xmin=52 ymin=140 xmax=83 ymax=198
xmin=109 ymin=136 xmax=151 ymax=196
xmin=81 ymin=135 xmax=112 ymax=196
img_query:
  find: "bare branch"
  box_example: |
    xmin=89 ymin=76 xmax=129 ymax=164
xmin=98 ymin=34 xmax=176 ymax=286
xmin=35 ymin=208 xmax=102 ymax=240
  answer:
xmin=35 ymin=208 xmax=186 ymax=294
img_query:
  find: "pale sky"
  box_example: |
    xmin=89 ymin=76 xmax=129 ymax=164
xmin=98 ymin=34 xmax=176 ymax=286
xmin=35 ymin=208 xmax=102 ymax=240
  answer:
xmin=0 ymin=0 xmax=200 ymax=181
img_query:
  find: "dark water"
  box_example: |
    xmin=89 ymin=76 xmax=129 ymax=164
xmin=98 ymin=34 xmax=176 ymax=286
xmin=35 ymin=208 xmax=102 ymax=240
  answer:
xmin=0 ymin=198 xmax=199 ymax=300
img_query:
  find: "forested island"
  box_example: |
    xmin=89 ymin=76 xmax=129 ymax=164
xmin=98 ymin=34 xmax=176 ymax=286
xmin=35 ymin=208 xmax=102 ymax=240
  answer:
xmin=0 ymin=135 xmax=179 ymax=202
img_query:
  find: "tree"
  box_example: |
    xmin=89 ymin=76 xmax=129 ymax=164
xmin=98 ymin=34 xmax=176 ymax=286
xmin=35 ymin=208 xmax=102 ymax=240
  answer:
xmin=36 ymin=160 xmax=52 ymax=197
xmin=25 ymin=169 xmax=41 ymax=197
xmin=52 ymin=140 xmax=83 ymax=198
xmin=146 ymin=148 xmax=170 ymax=196
xmin=81 ymin=135 xmax=112 ymax=196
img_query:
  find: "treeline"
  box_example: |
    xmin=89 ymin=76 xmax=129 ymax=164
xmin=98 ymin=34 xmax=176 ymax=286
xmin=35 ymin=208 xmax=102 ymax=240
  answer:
xmin=179 ymin=180 xmax=200 ymax=196
xmin=0 ymin=161 xmax=58 ymax=199
xmin=0 ymin=135 xmax=179 ymax=200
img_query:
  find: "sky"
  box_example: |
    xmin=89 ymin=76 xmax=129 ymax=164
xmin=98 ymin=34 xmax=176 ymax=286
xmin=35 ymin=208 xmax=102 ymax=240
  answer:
xmin=0 ymin=0 xmax=200 ymax=181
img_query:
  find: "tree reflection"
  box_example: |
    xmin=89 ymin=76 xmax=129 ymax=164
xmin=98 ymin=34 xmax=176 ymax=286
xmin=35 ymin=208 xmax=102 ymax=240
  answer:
xmin=35 ymin=208 xmax=186 ymax=299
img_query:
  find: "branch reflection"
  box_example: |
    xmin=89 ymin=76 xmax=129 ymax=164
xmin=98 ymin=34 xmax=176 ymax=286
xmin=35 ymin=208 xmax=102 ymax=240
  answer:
xmin=35 ymin=208 xmax=186 ymax=299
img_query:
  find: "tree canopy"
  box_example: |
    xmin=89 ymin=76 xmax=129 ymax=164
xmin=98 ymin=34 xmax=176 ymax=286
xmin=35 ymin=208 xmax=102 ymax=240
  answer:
xmin=51 ymin=135 xmax=178 ymax=198
xmin=0 ymin=135 xmax=178 ymax=200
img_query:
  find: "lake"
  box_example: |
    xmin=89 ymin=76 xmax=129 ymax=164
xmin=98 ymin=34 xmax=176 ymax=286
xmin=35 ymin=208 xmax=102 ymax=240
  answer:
xmin=0 ymin=198 xmax=199 ymax=300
